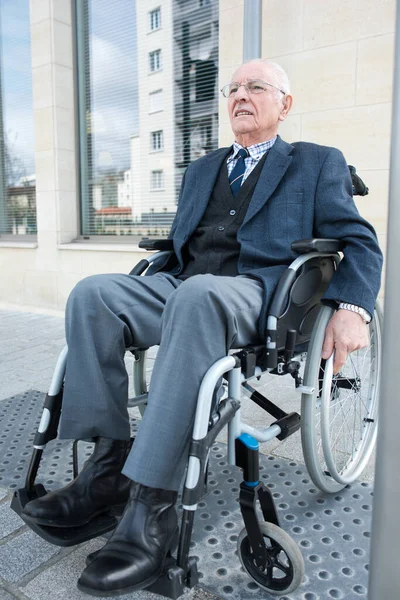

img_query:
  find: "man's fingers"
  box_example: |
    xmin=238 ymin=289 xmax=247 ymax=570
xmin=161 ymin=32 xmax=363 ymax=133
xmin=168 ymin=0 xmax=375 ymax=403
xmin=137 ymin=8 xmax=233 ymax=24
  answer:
xmin=333 ymin=344 xmax=348 ymax=374
xmin=321 ymin=327 xmax=334 ymax=359
xmin=321 ymin=310 xmax=370 ymax=374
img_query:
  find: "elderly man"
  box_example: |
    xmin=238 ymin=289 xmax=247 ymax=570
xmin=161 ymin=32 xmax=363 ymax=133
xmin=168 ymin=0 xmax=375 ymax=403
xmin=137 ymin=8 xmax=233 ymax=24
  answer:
xmin=22 ymin=59 xmax=382 ymax=596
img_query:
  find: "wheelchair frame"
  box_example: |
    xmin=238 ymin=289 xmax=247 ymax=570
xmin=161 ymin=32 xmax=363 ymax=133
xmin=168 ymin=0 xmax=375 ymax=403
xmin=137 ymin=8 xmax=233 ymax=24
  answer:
xmin=10 ymin=235 xmax=382 ymax=597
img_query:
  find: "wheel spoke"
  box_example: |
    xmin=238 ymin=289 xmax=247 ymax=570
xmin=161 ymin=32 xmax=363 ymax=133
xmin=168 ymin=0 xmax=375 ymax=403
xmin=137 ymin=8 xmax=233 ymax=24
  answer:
xmin=301 ymin=304 xmax=381 ymax=491
xmin=325 ymin=352 xmax=372 ymax=460
xmin=264 ymin=564 xmax=273 ymax=586
xmin=321 ymin=316 xmax=380 ymax=479
xmin=274 ymin=557 xmax=290 ymax=575
xmin=331 ymin=392 xmax=361 ymax=464
xmin=269 ymin=543 xmax=281 ymax=559
xmin=326 ymin=346 xmax=376 ymax=471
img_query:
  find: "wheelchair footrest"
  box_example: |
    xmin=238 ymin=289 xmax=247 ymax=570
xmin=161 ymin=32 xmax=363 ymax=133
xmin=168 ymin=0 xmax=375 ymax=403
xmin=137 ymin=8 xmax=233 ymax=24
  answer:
xmin=147 ymin=556 xmax=199 ymax=599
xmin=11 ymin=485 xmax=119 ymax=547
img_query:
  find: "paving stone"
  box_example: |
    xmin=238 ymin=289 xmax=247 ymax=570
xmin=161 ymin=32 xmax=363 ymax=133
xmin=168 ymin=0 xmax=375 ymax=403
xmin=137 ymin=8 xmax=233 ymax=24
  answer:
xmin=271 ymin=429 xmax=306 ymax=464
xmin=23 ymin=538 xmax=194 ymax=600
xmin=0 ymin=530 xmax=61 ymax=583
xmin=19 ymin=381 xmax=50 ymax=394
xmin=0 ymin=361 xmax=30 ymax=374
xmin=0 ymin=503 xmax=25 ymax=540
xmin=0 ymin=307 xmax=377 ymax=599
xmin=0 ymin=382 xmax=35 ymax=403
xmin=0 ymin=590 xmax=18 ymax=600
xmin=0 ymin=390 xmax=142 ymax=491
xmin=0 ymin=391 xmax=373 ymax=600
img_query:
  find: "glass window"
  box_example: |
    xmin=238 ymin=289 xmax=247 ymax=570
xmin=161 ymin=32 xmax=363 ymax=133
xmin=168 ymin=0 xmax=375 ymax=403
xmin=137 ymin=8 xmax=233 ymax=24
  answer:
xmin=151 ymin=170 xmax=164 ymax=190
xmin=149 ymin=89 xmax=163 ymax=113
xmin=76 ymin=0 xmax=139 ymax=237
xmin=149 ymin=49 xmax=162 ymax=72
xmin=151 ymin=130 xmax=163 ymax=151
xmin=0 ymin=0 xmax=36 ymax=237
xmin=149 ymin=7 xmax=161 ymax=31
xmin=76 ymin=0 xmax=219 ymax=239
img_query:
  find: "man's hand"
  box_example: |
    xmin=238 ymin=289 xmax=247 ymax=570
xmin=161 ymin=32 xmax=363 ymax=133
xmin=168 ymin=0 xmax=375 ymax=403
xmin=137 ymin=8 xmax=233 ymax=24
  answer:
xmin=321 ymin=309 xmax=370 ymax=374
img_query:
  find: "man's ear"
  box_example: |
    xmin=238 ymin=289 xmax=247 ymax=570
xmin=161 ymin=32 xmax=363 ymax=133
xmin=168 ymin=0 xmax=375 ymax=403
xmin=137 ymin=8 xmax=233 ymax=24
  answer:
xmin=279 ymin=94 xmax=293 ymax=121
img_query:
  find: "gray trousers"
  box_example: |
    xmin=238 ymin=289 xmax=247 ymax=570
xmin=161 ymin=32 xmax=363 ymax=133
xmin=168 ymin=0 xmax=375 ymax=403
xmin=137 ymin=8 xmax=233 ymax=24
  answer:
xmin=59 ymin=272 xmax=264 ymax=490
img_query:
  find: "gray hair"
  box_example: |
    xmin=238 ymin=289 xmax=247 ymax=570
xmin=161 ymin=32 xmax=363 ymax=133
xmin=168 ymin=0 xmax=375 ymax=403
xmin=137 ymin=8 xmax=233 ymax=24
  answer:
xmin=242 ymin=59 xmax=291 ymax=99
xmin=261 ymin=60 xmax=291 ymax=95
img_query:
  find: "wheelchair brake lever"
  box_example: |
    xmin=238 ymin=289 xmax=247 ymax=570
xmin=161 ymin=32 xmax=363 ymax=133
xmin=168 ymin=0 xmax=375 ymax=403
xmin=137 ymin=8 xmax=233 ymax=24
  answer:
xmin=277 ymin=358 xmax=303 ymax=387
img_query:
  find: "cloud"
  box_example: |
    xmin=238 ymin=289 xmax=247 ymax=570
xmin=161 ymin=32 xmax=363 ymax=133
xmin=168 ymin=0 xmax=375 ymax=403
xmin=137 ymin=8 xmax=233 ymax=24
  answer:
xmin=0 ymin=0 xmax=140 ymax=178
xmin=86 ymin=32 xmax=139 ymax=170
xmin=1 ymin=0 xmax=35 ymax=178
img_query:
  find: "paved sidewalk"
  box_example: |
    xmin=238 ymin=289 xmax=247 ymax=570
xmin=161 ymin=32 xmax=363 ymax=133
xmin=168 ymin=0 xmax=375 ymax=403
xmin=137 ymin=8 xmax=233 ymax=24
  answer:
xmin=0 ymin=306 xmax=375 ymax=600
xmin=0 ymin=307 xmax=225 ymax=600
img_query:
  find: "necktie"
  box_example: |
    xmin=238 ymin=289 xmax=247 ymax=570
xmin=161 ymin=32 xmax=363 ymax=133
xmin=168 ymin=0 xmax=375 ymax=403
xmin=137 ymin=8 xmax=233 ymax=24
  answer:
xmin=229 ymin=148 xmax=249 ymax=197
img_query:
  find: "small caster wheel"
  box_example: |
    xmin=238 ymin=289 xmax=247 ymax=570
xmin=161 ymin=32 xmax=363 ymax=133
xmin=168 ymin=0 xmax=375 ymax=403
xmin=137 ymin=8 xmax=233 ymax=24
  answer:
xmin=237 ymin=521 xmax=304 ymax=595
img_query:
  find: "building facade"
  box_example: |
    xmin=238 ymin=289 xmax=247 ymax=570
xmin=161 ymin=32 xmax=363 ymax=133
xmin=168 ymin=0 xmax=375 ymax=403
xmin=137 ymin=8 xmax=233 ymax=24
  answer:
xmin=0 ymin=0 xmax=395 ymax=310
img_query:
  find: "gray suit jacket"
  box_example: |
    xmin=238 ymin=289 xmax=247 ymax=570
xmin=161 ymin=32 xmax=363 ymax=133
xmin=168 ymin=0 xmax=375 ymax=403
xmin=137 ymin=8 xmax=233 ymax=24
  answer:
xmin=167 ymin=136 xmax=383 ymax=338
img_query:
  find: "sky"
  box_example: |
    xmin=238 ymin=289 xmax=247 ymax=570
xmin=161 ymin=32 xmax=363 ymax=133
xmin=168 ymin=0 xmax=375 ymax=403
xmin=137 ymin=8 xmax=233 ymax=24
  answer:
xmin=87 ymin=0 xmax=139 ymax=174
xmin=0 ymin=0 xmax=35 ymax=183
xmin=1 ymin=0 xmax=219 ymax=185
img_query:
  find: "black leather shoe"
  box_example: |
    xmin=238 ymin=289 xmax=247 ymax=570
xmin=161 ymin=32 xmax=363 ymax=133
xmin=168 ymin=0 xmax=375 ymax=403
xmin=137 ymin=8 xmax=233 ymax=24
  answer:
xmin=22 ymin=437 xmax=132 ymax=528
xmin=77 ymin=482 xmax=178 ymax=596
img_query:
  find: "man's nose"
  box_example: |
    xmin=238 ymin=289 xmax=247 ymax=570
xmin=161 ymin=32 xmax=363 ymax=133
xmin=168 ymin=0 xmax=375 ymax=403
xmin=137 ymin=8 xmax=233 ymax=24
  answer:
xmin=234 ymin=84 xmax=250 ymax=101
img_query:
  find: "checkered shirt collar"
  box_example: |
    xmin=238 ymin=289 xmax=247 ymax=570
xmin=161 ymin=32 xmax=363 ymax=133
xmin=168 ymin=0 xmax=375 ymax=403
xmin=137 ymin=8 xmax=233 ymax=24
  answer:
xmin=227 ymin=137 xmax=277 ymax=164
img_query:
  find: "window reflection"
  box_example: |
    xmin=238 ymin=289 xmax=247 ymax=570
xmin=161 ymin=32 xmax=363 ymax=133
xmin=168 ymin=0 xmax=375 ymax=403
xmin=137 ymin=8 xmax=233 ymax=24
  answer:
xmin=0 ymin=0 xmax=36 ymax=236
xmin=149 ymin=8 xmax=161 ymax=32
xmin=77 ymin=0 xmax=218 ymax=238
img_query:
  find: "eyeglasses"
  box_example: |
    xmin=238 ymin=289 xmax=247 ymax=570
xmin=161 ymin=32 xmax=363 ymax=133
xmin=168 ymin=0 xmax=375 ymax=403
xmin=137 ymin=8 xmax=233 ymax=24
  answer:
xmin=221 ymin=79 xmax=286 ymax=98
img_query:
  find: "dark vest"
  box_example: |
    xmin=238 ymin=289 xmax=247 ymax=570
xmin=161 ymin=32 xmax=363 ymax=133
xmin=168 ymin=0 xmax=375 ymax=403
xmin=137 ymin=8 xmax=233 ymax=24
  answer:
xmin=179 ymin=152 xmax=269 ymax=279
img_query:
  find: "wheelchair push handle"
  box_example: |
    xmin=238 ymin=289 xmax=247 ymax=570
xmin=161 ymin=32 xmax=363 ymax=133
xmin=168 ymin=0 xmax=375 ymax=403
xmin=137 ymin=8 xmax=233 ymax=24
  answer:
xmin=348 ymin=165 xmax=369 ymax=196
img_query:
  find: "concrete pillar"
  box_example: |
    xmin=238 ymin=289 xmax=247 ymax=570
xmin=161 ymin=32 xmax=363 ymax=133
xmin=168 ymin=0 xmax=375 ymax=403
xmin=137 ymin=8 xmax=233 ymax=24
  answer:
xmin=30 ymin=0 xmax=78 ymax=257
xmin=369 ymin=0 xmax=400 ymax=596
xmin=243 ymin=0 xmax=261 ymax=61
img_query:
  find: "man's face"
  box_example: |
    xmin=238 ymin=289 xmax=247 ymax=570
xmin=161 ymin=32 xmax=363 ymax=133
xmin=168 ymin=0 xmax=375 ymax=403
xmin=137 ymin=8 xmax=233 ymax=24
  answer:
xmin=227 ymin=62 xmax=291 ymax=146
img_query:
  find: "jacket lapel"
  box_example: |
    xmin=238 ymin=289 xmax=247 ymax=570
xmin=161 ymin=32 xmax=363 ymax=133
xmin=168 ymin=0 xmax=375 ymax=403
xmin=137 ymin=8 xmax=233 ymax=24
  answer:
xmin=242 ymin=136 xmax=294 ymax=225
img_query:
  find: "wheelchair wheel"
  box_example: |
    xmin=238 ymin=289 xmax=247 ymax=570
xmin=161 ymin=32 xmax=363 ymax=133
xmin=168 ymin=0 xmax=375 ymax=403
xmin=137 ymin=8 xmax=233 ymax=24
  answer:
xmin=237 ymin=521 xmax=304 ymax=595
xmin=301 ymin=303 xmax=382 ymax=492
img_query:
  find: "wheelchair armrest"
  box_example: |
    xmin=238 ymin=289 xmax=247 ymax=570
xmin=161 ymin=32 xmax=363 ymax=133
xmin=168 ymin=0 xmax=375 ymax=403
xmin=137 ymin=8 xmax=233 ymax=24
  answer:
xmin=129 ymin=250 xmax=175 ymax=276
xmin=291 ymin=238 xmax=344 ymax=254
xmin=138 ymin=238 xmax=174 ymax=252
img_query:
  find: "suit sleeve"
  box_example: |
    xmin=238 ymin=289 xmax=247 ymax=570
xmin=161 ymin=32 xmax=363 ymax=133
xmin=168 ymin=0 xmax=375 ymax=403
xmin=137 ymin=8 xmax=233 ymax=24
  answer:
xmin=314 ymin=148 xmax=383 ymax=315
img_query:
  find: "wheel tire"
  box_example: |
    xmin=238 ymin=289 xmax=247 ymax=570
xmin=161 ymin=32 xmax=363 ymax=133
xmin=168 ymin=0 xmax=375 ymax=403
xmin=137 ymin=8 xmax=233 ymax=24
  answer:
xmin=237 ymin=521 xmax=304 ymax=595
xmin=301 ymin=303 xmax=382 ymax=492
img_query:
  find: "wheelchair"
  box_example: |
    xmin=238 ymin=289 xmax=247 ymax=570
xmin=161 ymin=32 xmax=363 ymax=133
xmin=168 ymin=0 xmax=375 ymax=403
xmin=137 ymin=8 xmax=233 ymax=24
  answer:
xmin=11 ymin=168 xmax=382 ymax=597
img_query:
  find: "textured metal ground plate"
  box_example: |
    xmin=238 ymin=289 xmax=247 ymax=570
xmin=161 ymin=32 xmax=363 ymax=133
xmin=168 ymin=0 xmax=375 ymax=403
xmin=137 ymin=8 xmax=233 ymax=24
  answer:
xmin=0 ymin=390 xmax=373 ymax=600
